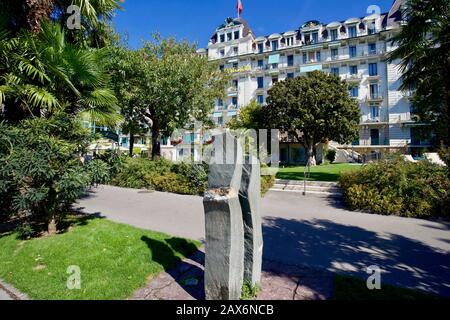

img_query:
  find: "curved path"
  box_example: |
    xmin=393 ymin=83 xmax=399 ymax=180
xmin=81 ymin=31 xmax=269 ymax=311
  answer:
xmin=77 ymin=185 xmax=450 ymax=297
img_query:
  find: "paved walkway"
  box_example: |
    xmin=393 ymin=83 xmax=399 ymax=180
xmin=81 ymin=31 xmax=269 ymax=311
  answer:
xmin=77 ymin=185 xmax=450 ymax=297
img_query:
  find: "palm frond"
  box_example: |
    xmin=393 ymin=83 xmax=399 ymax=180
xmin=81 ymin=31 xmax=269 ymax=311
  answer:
xmin=23 ymin=85 xmax=60 ymax=111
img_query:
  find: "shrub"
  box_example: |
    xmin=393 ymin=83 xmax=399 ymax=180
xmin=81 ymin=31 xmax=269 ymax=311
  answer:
xmin=340 ymin=155 xmax=449 ymax=218
xmin=144 ymin=172 xmax=194 ymax=195
xmin=87 ymin=159 xmax=111 ymax=186
xmin=261 ymin=174 xmax=275 ymax=196
xmin=326 ymin=149 xmax=337 ymax=164
xmin=0 ymin=115 xmax=94 ymax=233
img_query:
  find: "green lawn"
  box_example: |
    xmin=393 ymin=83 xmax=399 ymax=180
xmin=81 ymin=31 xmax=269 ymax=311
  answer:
xmin=333 ymin=275 xmax=440 ymax=300
xmin=276 ymin=163 xmax=362 ymax=182
xmin=0 ymin=217 xmax=200 ymax=300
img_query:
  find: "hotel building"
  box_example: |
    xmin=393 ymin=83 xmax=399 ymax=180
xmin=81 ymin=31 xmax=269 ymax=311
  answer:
xmin=200 ymin=0 xmax=430 ymax=164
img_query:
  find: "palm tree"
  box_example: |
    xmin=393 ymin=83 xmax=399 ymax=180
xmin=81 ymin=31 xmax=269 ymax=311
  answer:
xmin=0 ymin=21 xmax=120 ymax=126
xmin=388 ymin=0 xmax=450 ymax=146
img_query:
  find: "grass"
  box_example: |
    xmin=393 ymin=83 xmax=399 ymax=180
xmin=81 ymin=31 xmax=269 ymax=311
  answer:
xmin=0 ymin=217 xmax=200 ymax=300
xmin=333 ymin=275 xmax=441 ymax=300
xmin=276 ymin=163 xmax=362 ymax=182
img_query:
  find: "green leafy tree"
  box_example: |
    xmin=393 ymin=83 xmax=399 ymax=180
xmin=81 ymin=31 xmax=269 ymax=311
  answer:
xmin=388 ymin=0 xmax=450 ymax=146
xmin=0 ymin=114 xmax=98 ymax=234
xmin=110 ymin=36 xmax=228 ymax=159
xmin=262 ymin=71 xmax=360 ymax=166
xmin=226 ymin=100 xmax=262 ymax=130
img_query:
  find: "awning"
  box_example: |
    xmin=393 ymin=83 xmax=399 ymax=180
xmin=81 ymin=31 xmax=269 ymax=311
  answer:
xmin=300 ymin=64 xmax=323 ymax=73
xmin=268 ymin=54 xmax=280 ymax=64
xmin=213 ymin=112 xmax=223 ymax=118
xmin=228 ymin=111 xmax=238 ymax=116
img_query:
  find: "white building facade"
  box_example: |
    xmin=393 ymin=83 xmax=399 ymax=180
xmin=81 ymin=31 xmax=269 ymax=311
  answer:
xmin=202 ymin=0 xmax=428 ymax=163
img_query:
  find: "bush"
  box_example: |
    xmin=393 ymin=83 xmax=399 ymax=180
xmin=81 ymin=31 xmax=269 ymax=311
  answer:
xmin=111 ymin=158 xmax=276 ymax=197
xmin=326 ymin=149 xmax=337 ymax=164
xmin=261 ymin=174 xmax=275 ymax=196
xmin=340 ymin=155 xmax=449 ymax=218
xmin=87 ymin=159 xmax=111 ymax=186
xmin=0 ymin=115 xmax=94 ymax=233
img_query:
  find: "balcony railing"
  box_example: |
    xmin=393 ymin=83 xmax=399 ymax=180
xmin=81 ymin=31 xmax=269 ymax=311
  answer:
xmin=366 ymin=94 xmax=383 ymax=102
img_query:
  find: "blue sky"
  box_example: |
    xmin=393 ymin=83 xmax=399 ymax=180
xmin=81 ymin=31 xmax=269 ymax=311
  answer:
xmin=113 ymin=0 xmax=393 ymax=49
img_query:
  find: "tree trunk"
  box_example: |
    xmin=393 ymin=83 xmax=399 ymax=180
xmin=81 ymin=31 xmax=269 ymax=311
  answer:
xmin=129 ymin=132 xmax=134 ymax=158
xmin=305 ymin=142 xmax=317 ymax=167
xmin=48 ymin=216 xmax=57 ymax=235
xmin=151 ymin=124 xmax=161 ymax=160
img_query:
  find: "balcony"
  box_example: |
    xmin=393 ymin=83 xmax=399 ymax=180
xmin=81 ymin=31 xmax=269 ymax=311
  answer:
xmin=267 ymin=64 xmax=279 ymax=74
xmin=227 ymin=86 xmax=238 ymax=97
xmin=366 ymin=94 xmax=383 ymax=102
xmin=345 ymin=74 xmax=363 ymax=83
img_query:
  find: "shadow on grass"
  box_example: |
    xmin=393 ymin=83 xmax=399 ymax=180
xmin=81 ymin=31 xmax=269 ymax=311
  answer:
xmin=141 ymin=236 xmax=205 ymax=300
xmin=276 ymin=171 xmax=341 ymax=182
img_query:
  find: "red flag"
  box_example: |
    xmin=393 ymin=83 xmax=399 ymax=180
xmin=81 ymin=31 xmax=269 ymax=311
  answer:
xmin=237 ymin=0 xmax=243 ymax=17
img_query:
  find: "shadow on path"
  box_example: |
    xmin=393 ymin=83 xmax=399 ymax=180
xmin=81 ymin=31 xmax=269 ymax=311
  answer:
xmin=262 ymin=217 xmax=450 ymax=297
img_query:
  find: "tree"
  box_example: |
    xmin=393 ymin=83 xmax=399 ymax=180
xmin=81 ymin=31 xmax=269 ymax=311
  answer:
xmin=262 ymin=71 xmax=360 ymax=166
xmin=0 ymin=21 xmax=120 ymax=126
xmin=388 ymin=0 xmax=450 ymax=147
xmin=109 ymin=35 xmax=228 ymax=159
xmin=0 ymin=114 xmax=108 ymax=234
xmin=226 ymin=100 xmax=262 ymax=130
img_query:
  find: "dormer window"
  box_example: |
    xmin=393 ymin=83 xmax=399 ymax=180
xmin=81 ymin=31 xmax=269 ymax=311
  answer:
xmin=368 ymin=22 xmax=376 ymax=35
xmin=271 ymin=40 xmax=279 ymax=51
xmin=330 ymin=29 xmax=338 ymax=41
xmin=220 ymin=34 xmax=225 ymax=43
xmin=348 ymin=25 xmax=357 ymax=38
xmin=227 ymin=33 xmax=232 ymax=41
xmin=312 ymin=32 xmax=319 ymax=43
xmin=234 ymin=31 xmax=240 ymax=40
xmin=258 ymin=43 xmax=264 ymax=53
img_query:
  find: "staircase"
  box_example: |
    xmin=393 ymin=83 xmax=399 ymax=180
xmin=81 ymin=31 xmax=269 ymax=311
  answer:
xmin=271 ymin=179 xmax=342 ymax=196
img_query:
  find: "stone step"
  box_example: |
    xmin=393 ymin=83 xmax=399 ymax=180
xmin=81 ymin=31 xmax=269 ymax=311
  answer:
xmin=275 ymin=179 xmax=338 ymax=188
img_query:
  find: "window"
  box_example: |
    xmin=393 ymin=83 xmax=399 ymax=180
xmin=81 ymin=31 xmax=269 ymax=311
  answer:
xmin=232 ymin=62 xmax=238 ymax=69
xmin=331 ymin=67 xmax=340 ymax=76
xmin=218 ymin=116 xmax=224 ymax=125
xmin=308 ymin=51 xmax=315 ymax=62
xmin=220 ymin=49 xmax=225 ymax=57
xmin=286 ymin=37 xmax=294 ymax=46
xmin=348 ymin=25 xmax=357 ymax=38
xmin=220 ymin=34 xmax=225 ymax=43
xmin=331 ymin=29 xmax=338 ymax=41
xmin=370 ymin=84 xmax=379 ymax=98
xmin=227 ymin=33 xmax=232 ymax=41
xmin=232 ymin=79 xmax=238 ymax=89
xmin=287 ymin=73 xmax=294 ymax=79
xmin=331 ymin=48 xmax=339 ymax=59
xmin=257 ymin=59 xmax=263 ymax=68
xmin=349 ymin=46 xmax=357 ymax=58
xmin=369 ymin=63 xmax=378 ymax=76
xmin=232 ymin=97 xmax=238 ymax=106
xmin=257 ymin=77 xmax=264 ymax=89
xmin=302 ymin=53 xmax=307 ymax=64
xmin=233 ymin=47 xmax=238 ymax=55
xmin=368 ymin=43 xmax=377 ymax=54
xmin=258 ymin=43 xmax=264 ymax=53
xmin=272 ymin=76 xmax=278 ymax=84
xmin=257 ymin=95 xmax=264 ymax=105
xmin=219 ymin=65 xmax=224 ymax=72
xmin=316 ymin=51 xmax=321 ymax=62
xmin=368 ymin=23 xmax=376 ymax=35
xmin=312 ymin=32 xmax=319 ymax=43
xmin=234 ymin=31 xmax=240 ymax=40
xmin=370 ymin=105 xmax=380 ymax=119
xmin=350 ymin=65 xmax=358 ymax=75
xmin=287 ymin=55 xmax=294 ymax=67
xmin=350 ymin=86 xmax=359 ymax=97
xmin=271 ymin=40 xmax=278 ymax=51
xmin=218 ymin=99 xmax=223 ymax=107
